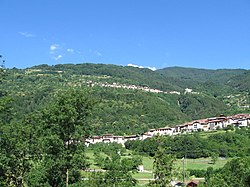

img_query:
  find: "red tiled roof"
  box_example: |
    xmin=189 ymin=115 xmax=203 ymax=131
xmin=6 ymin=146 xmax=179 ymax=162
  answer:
xmin=187 ymin=180 xmax=199 ymax=185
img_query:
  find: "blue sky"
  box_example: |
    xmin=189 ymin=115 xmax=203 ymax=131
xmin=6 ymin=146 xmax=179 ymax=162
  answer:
xmin=1 ymin=0 xmax=250 ymax=70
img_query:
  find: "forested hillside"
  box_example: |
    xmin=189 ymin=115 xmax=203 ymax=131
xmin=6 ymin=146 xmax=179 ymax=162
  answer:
xmin=157 ymin=66 xmax=246 ymax=84
xmin=1 ymin=63 xmax=250 ymax=135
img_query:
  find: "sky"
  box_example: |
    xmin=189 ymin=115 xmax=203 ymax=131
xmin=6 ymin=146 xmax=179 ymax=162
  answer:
xmin=0 ymin=0 xmax=250 ymax=70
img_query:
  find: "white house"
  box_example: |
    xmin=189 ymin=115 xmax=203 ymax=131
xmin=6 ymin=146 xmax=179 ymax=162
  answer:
xmin=87 ymin=136 xmax=103 ymax=144
xmin=85 ymin=113 xmax=250 ymax=146
xmin=187 ymin=121 xmax=203 ymax=132
xmin=154 ymin=127 xmax=173 ymax=136
xmin=147 ymin=129 xmax=157 ymax=136
xmin=140 ymin=132 xmax=153 ymax=140
xmin=124 ymin=135 xmax=139 ymax=142
xmin=113 ymin=136 xmax=125 ymax=144
xmin=207 ymin=118 xmax=225 ymax=130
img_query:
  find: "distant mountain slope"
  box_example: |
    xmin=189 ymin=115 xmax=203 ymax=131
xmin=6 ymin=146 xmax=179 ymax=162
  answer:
xmin=156 ymin=66 xmax=246 ymax=84
xmin=156 ymin=66 xmax=248 ymax=97
xmin=31 ymin=64 xmax=247 ymax=91
xmin=227 ymin=70 xmax=250 ymax=91
xmin=1 ymin=63 xmax=249 ymax=135
xmin=31 ymin=63 xmax=183 ymax=92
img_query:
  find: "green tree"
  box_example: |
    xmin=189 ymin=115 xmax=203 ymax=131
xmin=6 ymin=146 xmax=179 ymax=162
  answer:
xmin=38 ymin=89 xmax=94 ymax=186
xmin=90 ymin=144 xmax=140 ymax=187
xmin=206 ymin=157 xmax=250 ymax=187
xmin=25 ymin=88 xmax=95 ymax=187
xmin=210 ymin=152 xmax=219 ymax=165
xmin=0 ymin=117 xmax=40 ymax=186
xmin=103 ymin=152 xmax=138 ymax=187
xmin=0 ymin=95 xmax=34 ymax=186
xmin=149 ymin=147 xmax=176 ymax=187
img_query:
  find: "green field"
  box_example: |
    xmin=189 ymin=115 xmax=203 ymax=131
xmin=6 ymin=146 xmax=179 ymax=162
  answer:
xmin=175 ymin=157 xmax=231 ymax=170
xmin=198 ymin=129 xmax=229 ymax=138
xmin=86 ymin=149 xmax=230 ymax=186
xmin=140 ymin=155 xmax=230 ymax=171
xmin=86 ymin=150 xmax=231 ymax=172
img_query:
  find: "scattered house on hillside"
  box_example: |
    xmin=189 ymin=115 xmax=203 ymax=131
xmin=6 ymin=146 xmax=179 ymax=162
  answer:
xmin=184 ymin=88 xmax=193 ymax=94
xmin=198 ymin=119 xmax=209 ymax=131
xmin=226 ymin=114 xmax=250 ymax=128
xmin=85 ymin=140 xmax=91 ymax=147
xmin=207 ymin=118 xmax=225 ymax=130
xmin=232 ymin=120 xmax=246 ymax=128
xmin=140 ymin=132 xmax=153 ymax=140
xmin=172 ymin=126 xmax=179 ymax=135
xmin=101 ymin=134 xmax=125 ymax=144
xmin=247 ymin=117 xmax=250 ymax=127
xmin=102 ymin=134 xmax=114 ymax=143
xmin=138 ymin=165 xmax=144 ymax=172
xmin=187 ymin=121 xmax=203 ymax=132
xmin=155 ymin=127 xmax=174 ymax=136
xmin=85 ymin=113 xmax=250 ymax=146
xmin=237 ymin=118 xmax=249 ymax=127
xmin=180 ymin=124 xmax=189 ymax=133
xmin=102 ymin=138 xmax=111 ymax=143
xmin=124 ymin=135 xmax=139 ymax=142
xmin=87 ymin=136 xmax=103 ymax=144
xmin=186 ymin=122 xmax=194 ymax=132
xmin=247 ymin=115 xmax=250 ymax=125
xmin=147 ymin=129 xmax=157 ymax=136
xmin=169 ymin=91 xmax=181 ymax=95
xmin=186 ymin=180 xmax=199 ymax=187
xmin=113 ymin=136 xmax=124 ymax=144
xmin=224 ymin=116 xmax=234 ymax=127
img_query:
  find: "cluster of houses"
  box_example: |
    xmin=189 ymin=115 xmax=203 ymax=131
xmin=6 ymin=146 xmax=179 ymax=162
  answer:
xmin=85 ymin=113 xmax=250 ymax=146
xmin=85 ymin=80 xmax=182 ymax=95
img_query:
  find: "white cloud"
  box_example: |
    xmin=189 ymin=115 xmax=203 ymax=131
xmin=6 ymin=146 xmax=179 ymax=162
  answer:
xmin=50 ymin=44 xmax=59 ymax=51
xmin=53 ymin=55 xmax=63 ymax=61
xmin=127 ymin=63 xmax=144 ymax=68
xmin=67 ymin=48 xmax=74 ymax=53
xmin=19 ymin=32 xmax=35 ymax=38
xmin=127 ymin=64 xmax=157 ymax=71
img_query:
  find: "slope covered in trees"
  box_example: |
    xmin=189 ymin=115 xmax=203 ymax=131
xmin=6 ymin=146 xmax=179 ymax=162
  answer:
xmin=1 ymin=63 xmax=250 ymax=135
xmin=157 ymin=66 xmax=246 ymax=84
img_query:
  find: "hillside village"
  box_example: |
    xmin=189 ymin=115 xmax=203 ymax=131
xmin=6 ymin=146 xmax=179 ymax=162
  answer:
xmin=85 ymin=79 xmax=201 ymax=95
xmin=85 ymin=80 xmax=181 ymax=94
xmin=85 ymin=113 xmax=250 ymax=146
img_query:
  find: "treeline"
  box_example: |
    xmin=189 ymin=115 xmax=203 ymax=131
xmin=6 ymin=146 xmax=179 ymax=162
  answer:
xmin=125 ymin=128 xmax=250 ymax=158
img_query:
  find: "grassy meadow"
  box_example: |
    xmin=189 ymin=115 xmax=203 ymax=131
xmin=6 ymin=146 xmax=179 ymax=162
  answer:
xmin=85 ymin=148 xmax=231 ymax=186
